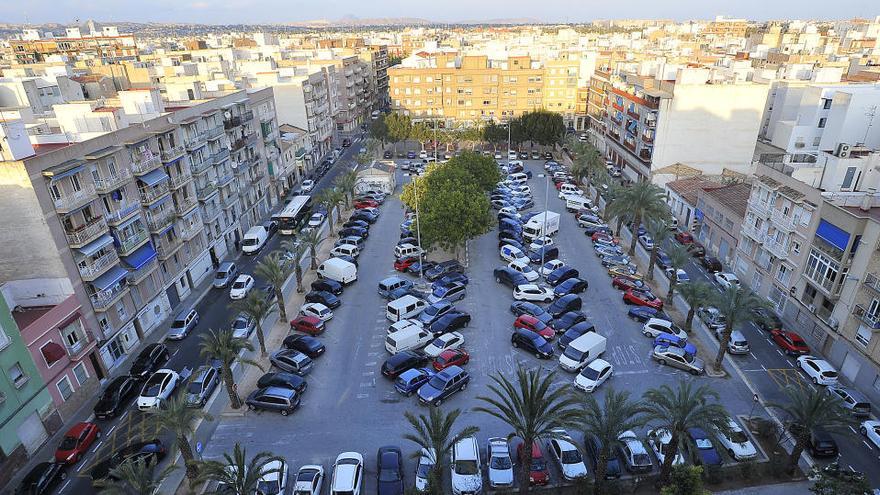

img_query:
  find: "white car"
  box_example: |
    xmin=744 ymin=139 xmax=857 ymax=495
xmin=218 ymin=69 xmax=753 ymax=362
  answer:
xmin=642 ymin=318 xmax=688 ymax=340
xmin=414 ymin=448 xmax=435 ymax=492
xmin=508 ymin=260 xmax=539 ymax=282
xmin=137 ymin=369 xmax=180 ymax=411
xmin=860 ymin=420 xmax=880 ymax=450
xmin=667 ymin=268 xmax=690 ymax=284
xmin=498 ymin=206 xmax=519 ymax=218
xmin=573 ymin=359 xmax=613 ymax=392
xmin=294 ymin=464 xmax=324 ymax=495
xmin=301 ymin=180 xmax=315 ymax=193
xmin=308 ymin=212 xmax=325 ymax=227
xmin=508 ymin=150 xmax=518 ymax=160
xmin=646 ymin=428 xmax=685 ymax=466
xmin=638 ymin=235 xmax=654 ymax=251
xmin=797 ymin=355 xmax=839 ymax=386
xmin=494 ymin=151 xmax=502 ymax=159
xmin=300 ymin=302 xmax=333 ymax=321
xmin=529 ymin=236 xmax=554 ymax=252
xmin=486 ymin=438 xmax=513 ymax=489
xmin=419 ymin=150 xmax=428 ymax=159
xmin=714 ymin=417 xmax=757 ymax=461
xmin=547 ymin=429 xmax=589 ymax=480
xmin=330 ymin=452 xmax=363 ymax=495
xmin=388 ymin=319 xmax=423 ymax=336
xmin=423 ymin=332 xmax=465 ymax=358
xmin=229 ymin=274 xmax=255 ymax=300
xmin=714 ymin=272 xmax=741 ymax=290
xmin=539 ymin=259 xmax=565 ymax=277
xmin=258 ymin=458 xmax=288 ymax=495
xmin=499 ymin=245 xmax=528 ymax=263
xmin=513 ymin=284 xmax=555 ymax=303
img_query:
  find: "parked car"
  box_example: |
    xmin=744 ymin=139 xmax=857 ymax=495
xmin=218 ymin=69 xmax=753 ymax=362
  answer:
xmin=246 ymin=386 xmax=301 ymax=416
xmin=487 ymin=438 xmax=514 ymax=489
xmin=256 ymin=372 xmax=307 ymax=395
xmin=827 ymin=385 xmax=872 ymax=417
xmin=129 ymin=344 xmax=170 ymax=380
xmin=510 ymin=301 xmax=553 ymax=324
xmin=554 ymin=278 xmax=588 ymax=297
xmin=299 ymin=302 xmax=333 ymax=321
xmin=697 ymin=306 xmax=726 ymax=329
xmin=376 ymin=446 xmax=404 ymax=495
xmin=394 ymin=367 xmax=435 ymax=396
xmin=89 ymin=439 xmax=166 ymax=481
xmin=646 ymin=428 xmax=685 ymax=467
xmin=685 ymin=428 xmax=722 ymax=466
xmin=652 ymin=346 xmax=704 ymax=375
xmin=270 ymin=349 xmax=314 ymax=375
xmin=627 ymin=306 xmax=669 ymax=323
xmin=493 ymin=267 xmax=528 ymax=289
xmin=424 ymin=260 xmax=464 ymax=281
xmin=714 ymin=272 xmax=741 ymax=290
xmin=94 ymin=376 xmax=137 ymax=419
xmin=423 ymin=332 xmax=465 ymax=358
xmin=289 ymin=315 xmax=325 ymax=336
xmin=617 ymin=431 xmax=652 ymax=473
xmin=428 ymin=312 xmax=472 ymax=336
xmin=311 ymin=278 xmax=343 ymax=295
xmin=573 ymin=358 xmax=613 ymax=392
xmin=54 ymin=422 xmax=101 ymax=464
xmin=167 ymin=307 xmax=200 ymax=340
xmin=137 ymin=369 xmax=180 ymax=411
xmin=17 ymin=462 xmax=68 ymax=493
xmin=433 ymin=349 xmax=470 ymax=371
xmin=283 ymin=334 xmax=326 ymax=358
xmin=547 ymin=430 xmax=589 ymax=480
xmin=714 ymin=418 xmax=757 ymax=461
xmin=513 ymin=284 xmax=555 ymax=303
xmin=511 ymin=328 xmax=554 ymax=359
xmin=514 ymin=314 xmax=555 ymax=340
xmin=701 ymin=256 xmax=723 ymax=273
xmin=518 ymin=441 xmax=550 ymax=486
xmin=558 ymin=321 xmax=596 ymax=350
xmin=547 ymin=294 xmax=583 ymax=317
xmin=229 ymin=274 xmax=255 ymax=300
xmin=797 ymin=356 xmax=839 ymax=385
xmin=771 ymin=329 xmax=810 ymax=355
xmin=549 ymin=311 xmax=588 ymax=334
xmin=585 ymin=435 xmax=621 ymax=479
xmin=230 ymin=313 xmax=256 ymax=339
xmin=642 ymin=318 xmax=688 ymax=339
xmin=212 ymin=261 xmax=238 ymax=288
xmin=417 ymin=365 xmax=470 ymax=406
xmin=381 ymin=351 xmax=430 ymax=379
xmin=623 ymin=289 xmax=663 ymax=309
xmin=184 ymin=365 xmax=220 ymax=408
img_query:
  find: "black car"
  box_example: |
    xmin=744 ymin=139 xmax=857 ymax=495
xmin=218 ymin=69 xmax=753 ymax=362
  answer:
xmin=528 ymin=246 xmax=559 ymax=264
xmin=383 ymin=150 xmax=394 ymax=159
xmin=585 ymin=435 xmax=622 ymax=479
xmin=407 ymin=260 xmax=436 ymax=275
xmin=16 ymin=462 xmax=66 ymax=494
xmin=257 ymin=372 xmax=308 ymax=395
xmin=655 ymin=250 xmax=672 ymax=270
xmin=262 ymin=220 xmax=279 ymax=237
xmin=547 ymin=266 xmax=579 ymax=286
xmin=283 ymin=335 xmax=326 ymax=358
xmin=510 ymin=301 xmax=553 ymax=324
xmin=754 ymin=308 xmax=783 ymax=331
xmin=304 ymin=290 xmax=341 ymax=309
xmin=558 ymin=321 xmax=596 ymax=350
xmin=381 ymin=351 xmax=430 ymax=379
xmin=547 ymin=294 xmax=583 ymax=318
xmin=424 ymin=260 xmax=464 ymax=282
xmin=339 ymin=227 xmax=369 ymax=239
xmin=428 ymin=311 xmax=472 ymax=336
xmin=510 ymin=328 xmax=554 ymax=358
xmin=94 ymin=376 xmax=137 ymax=419
xmin=90 ymin=439 xmax=166 ymax=481
xmin=311 ymin=279 xmax=343 ymax=295
xmin=808 ymin=427 xmax=839 ymax=457
xmin=351 ymin=211 xmax=378 ymax=224
xmin=700 ymin=256 xmax=722 ymax=273
xmin=343 ymin=219 xmax=370 ymax=230
xmin=398 ymin=237 xmax=419 ymax=247
xmin=128 ymin=343 xmax=169 ymax=380
xmin=583 ymin=225 xmax=613 ymax=236
xmin=377 ymin=445 xmax=404 ymax=495
xmin=687 ymin=242 xmax=706 ymax=257
xmin=554 ymin=277 xmax=588 ymax=297
xmin=498 ymin=238 xmax=525 ymax=252
xmin=493 ymin=267 xmax=528 ymax=288
xmin=549 ymin=311 xmax=588 ymax=334
xmin=498 ymin=230 xmax=524 ymax=245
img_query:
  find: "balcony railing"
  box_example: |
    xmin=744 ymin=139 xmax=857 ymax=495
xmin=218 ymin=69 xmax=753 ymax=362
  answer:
xmin=139 ymin=183 xmax=170 ymax=205
xmin=742 ymin=224 xmax=766 ymax=243
xmin=53 ymin=184 xmax=96 ymax=213
xmin=89 ymin=283 xmax=128 ymax=311
xmin=224 ymin=116 xmax=242 ymax=129
xmin=242 ymin=110 xmax=254 ymax=122
xmin=65 ymin=217 xmax=108 ymax=247
xmin=64 ymin=330 xmax=94 ymax=358
xmin=747 ymin=197 xmax=771 ymax=218
xmin=130 ymin=155 xmax=162 ymax=175
xmin=221 ymin=195 xmax=238 ymax=210
xmin=627 ymin=110 xmax=640 ymax=119
xmin=156 ymin=237 xmax=183 ymax=260
xmin=146 ymin=209 xmax=176 ymax=232
xmin=202 ymin=205 xmax=220 ymax=223
xmin=765 ymin=238 xmax=789 ymax=259
xmin=638 ymin=148 xmax=652 ymax=162
xmin=78 ymin=250 xmax=120 ymax=280
xmin=218 ymin=174 xmax=235 ymax=188
xmin=106 ymin=202 xmax=140 ymax=225
xmin=197 ymin=183 xmax=218 ymax=201
xmin=116 ymin=228 xmax=149 ymax=255
xmin=179 ymin=221 xmax=203 ymax=241
xmin=251 ymin=172 xmax=264 ymax=184
xmin=185 ymin=131 xmax=207 ymax=150
xmin=160 ymin=145 xmax=186 ymax=162
xmin=176 ymin=195 xmax=198 ymax=215
xmin=93 ymin=169 xmax=132 ymax=192
xmin=206 ymin=126 xmax=224 ymax=140
xmin=641 ymin=133 xmax=654 ymax=144
xmin=854 ymin=305 xmax=880 ymax=329
xmin=214 ymin=148 xmax=230 ymax=163
xmin=190 ymin=156 xmax=213 ymax=175
xmin=865 ymin=273 xmax=880 ymax=294
xmin=771 ymin=210 xmax=796 ymax=232
xmin=169 ymin=171 xmax=193 ymax=189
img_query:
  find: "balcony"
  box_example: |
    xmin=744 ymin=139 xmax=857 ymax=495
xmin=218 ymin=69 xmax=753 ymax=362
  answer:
xmin=206 ymin=127 xmax=224 ymax=140
xmin=64 ymin=329 xmax=94 ymax=358
xmin=185 ymin=131 xmax=207 ymax=150
xmin=638 ymin=148 xmax=652 ymax=162
xmin=231 ymin=138 xmax=246 ymax=152
xmin=78 ymin=251 xmax=119 ymax=281
xmin=191 ymin=156 xmax=213 ymax=175
xmin=127 ymin=257 xmax=158 ymax=285
xmin=89 ymin=283 xmax=128 ymax=312
xmin=139 ymin=183 xmax=171 ymax=206
xmin=160 ymin=145 xmax=186 ymax=162
xmin=641 ymin=133 xmax=654 ymax=144
xmin=169 ymin=171 xmax=193 ymax=189
xmin=242 ymin=110 xmax=254 ymax=122
xmin=66 ymin=216 xmax=108 ymax=247
xmin=251 ymin=172 xmax=264 ymax=184
xmin=644 ymin=115 xmax=657 ymax=128
xmin=627 ymin=110 xmax=640 ymax=119
xmin=175 ymin=195 xmax=198 ymax=216
xmin=742 ymin=224 xmax=766 ymax=243
xmin=221 ymin=194 xmax=238 ymax=210
xmin=130 ymin=155 xmax=162 ymax=175
xmin=202 ymin=204 xmax=220 ymax=223
xmin=178 ymin=221 xmax=203 ymax=241
xmin=854 ymin=305 xmax=880 ymax=330
xmin=93 ymin=169 xmax=132 ymax=192
xmin=771 ymin=210 xmax=796 ymax=232
xmin=156 ymin=236 xmax=183 ymax=260
xmin=116 ymin=228 xmax=149 ymax=255
xmin=197 ymin=183 xmax=218 ymax=201
xmin=765 ymin=238 xmax=789 ymax=259
xmin=224 ymin=116 xmax=242 ymax=129
xmin=146 ymin=208 xmax=175 ymax=233
xmin=865 ymin=273 xmax=880 ymax=294
xmin=214 ymin=148 xmax=231 ymax=163
xmin=106 ymin=202 xmax=141 ymax=225
xmin=747 ymin=197 xmax=771 ymax=218
xmin=217 ymin=174 xmax=235 ymax=188
xmin=53 ymin=184 xmax=96 ymax=213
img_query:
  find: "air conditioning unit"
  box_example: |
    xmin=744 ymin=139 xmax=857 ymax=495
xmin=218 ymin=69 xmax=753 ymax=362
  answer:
xmin=836 ymin=143 xmax=851 ymax=158
xmin=827 ymin=316 xmax=839 ymax=330
xmin=807 ymin=304 xmax=817 ymax=314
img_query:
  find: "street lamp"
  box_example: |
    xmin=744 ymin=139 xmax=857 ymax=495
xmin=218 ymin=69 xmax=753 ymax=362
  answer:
xmin=404 ymin=172 xmax=425 ymax=283
xmin=536 ymin=173 xmax=550 ymax=270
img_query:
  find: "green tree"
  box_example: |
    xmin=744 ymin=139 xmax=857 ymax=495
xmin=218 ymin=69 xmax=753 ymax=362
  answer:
xmin=603 ymin=184 xmax=632 ymax=236
xmin=418 ymin=173 xmax=493 ymax=254
xmin=253 ymin=251 xmax=291 ymax=321
xmin=445 ymin=151 xmax=501 ymax=191
xmin=617 ymin=181 xmax=668 ymax=255
xmin=520 ymin=110 xmax=566 ymax=146
xmin=710 ymin=286 xmax=770 ymax=371
xmin=299 ymin=227 xmax=327 ymax=271
xmin=385 ymin=112 xmax=412 ymax=153
xmin=229 ymin=291 xmax=274 ymax=356
xmin=411 ymin=121 xmax=433 ymax=150
xmin=641 ymin=381 xmax=730 ymax=483
xmin=483 ymin=121 xmax=507 ymax=150
xmin=575 ymin=388 xmax=644 ymax=494
xmin=147 ymin=396 xmax=212 ymax=480
xmin=769 ymin=385 xmax=854 ymax=474
xmin=664 ymin=243 xmax=692 ymax=304
xmin=199 ymin=328 xmax=260 ymax=410
xmin=660 ymin=465 xmax=709 ymax=495
xmin=644 ymin=218 xmax=673 ymax=281
xmin=195 ymin=443 xmax=281 ymax=495
xmin=403 ymin=408 xmax=480 ymax=494
xmin=281 ymin=239 xmax=308 ymax=293
xmin=809 ymin=469 xmax=872 ymax=495
xmin=314 ymin=188 xmax=338 ymax=233
xmin=93 ymin=457 xmax=177 ymax=495
xmin=475 ymin=366 xmax=580 ymax=495
xmin=334 ymin=170 xmax=359 ymax=208
xmin=677 ymin=282 xmax=714 ymax=331
xmin=369 ymin=114 xmax=389 ymax=146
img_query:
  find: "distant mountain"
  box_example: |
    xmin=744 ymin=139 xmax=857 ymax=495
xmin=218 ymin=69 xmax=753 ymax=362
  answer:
xmin=286 ymin=16 xmax=433 ymax=27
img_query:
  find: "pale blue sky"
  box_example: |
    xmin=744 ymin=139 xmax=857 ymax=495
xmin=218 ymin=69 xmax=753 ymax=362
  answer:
xmin=5 ymin=0 xmax=877 ymax=25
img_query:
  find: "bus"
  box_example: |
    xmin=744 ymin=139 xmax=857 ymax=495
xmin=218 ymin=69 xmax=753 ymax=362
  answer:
xmin=272 ymin=195 xmax=312 ymax=235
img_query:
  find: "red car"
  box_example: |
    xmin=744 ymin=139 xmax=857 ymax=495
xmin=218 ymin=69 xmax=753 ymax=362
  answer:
xmin=55 ymin=422 xmax=100 ymax=464
xmin=611 ymin=276 xmax=649 ymax=291
xmin=393 ymin=256 xmax=419 ymax=272
xmin=591 ymin=232 xmax=619 ymax=244
xmin=675 ymin=232 xmax=694 ymax=244
xmin=623 ymin=289 xmax=664 ymax=309
xmin=513 ymin=315 xmax=555 ymax=340
xmin=518 ymin=441 xmax=550 ymax=486
xmin=289 ymin=315 xmax=325 ymax=335
xmin=771 ymin=329 xmax=810 ymax=356
xmin=433 ymin=349 xmax=470 ymax=371
xmin=354 ymin=200 xmax=379 ymax=209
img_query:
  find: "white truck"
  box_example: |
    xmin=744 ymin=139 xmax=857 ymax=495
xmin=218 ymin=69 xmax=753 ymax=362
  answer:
xmin=522 ymin=211 xmax=560 ymax=240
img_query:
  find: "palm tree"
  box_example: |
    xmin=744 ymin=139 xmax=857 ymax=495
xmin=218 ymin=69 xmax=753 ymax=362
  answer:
xmin=314 ymin=188 xmax=338 ymax=232
xmin=644 ymin=218 xmax=673 ymax=281
xmin=676 ymin=282 xmax=714 ymax=331
xmin=328 ymin=187 xmax=346 ymax=224
xmin=229 ymin=291 xmax=275 ymax=356
xmin=768 ymin=385 xmax=854 ymax=474
xmin=199 ymin=328 xmax=260 ymax=409
xmin=298 ymin=228 xmax=327 ymax=271
xmin=93 ymin=457 xmax=177 ymax=495
xmin=603 ymin=185 xmax=631 ymax=236
xmin=663 ymin=243 xmax=691 ymax=304
xmin=474 ymin=366 xmax=580 ymax=494
xmin=617 ymin=181 xmax=668 ymax=256
xmin=195 ymin=443 xmax=281 ymax=495
xmin=575 ymin=388 xmax=644 ymax=494
xmin=403 ymin=408 xmax=480 ymax=492
xmin=280 ymin=239 xmax=308 ymax=293
xmin=254 ymin=251 xmax=291 ymax=321
xmin=641 ymin=381 xmax=730 ymax=484
xmin=147 ymin=396 xmax=212 ymax=480
xmin=334 ymin=170 xmax=359 ymax=208
xmin=710 ymin=286 xmax=771 ymax=371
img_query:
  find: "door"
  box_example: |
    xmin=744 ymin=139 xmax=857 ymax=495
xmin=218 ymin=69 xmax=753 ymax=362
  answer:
xmin=841 ymin=353 xmax=861 ymax=382
xmin=165 ymin=284 xmax=181 ymax=309
xmin=90 ymin=351 xmax=106 ymax=380
xmin=16 ymin=412 xmax=49 ymax=455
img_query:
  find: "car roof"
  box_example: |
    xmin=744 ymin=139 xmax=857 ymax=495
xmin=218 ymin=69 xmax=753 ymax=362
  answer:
xmin=261 ymin=386 xmax=296 ymax=398
xmin=218 ymin=261 xmax=235 ymax=270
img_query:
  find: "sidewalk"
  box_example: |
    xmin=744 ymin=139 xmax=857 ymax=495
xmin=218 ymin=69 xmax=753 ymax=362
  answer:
xmin=713 ymin=480 xmax=813 ymax=495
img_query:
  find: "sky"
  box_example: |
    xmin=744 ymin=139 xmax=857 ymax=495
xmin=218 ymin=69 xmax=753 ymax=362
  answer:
xmin=4 ymin=0 xmax=878 ymax=25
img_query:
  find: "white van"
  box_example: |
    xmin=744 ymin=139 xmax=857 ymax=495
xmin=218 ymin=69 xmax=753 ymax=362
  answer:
xmin=394 ymin=243 xmax=423 ymax=260
xmin=241 ymin=226 xmax=268 ymax=255
xmin=559 ymin=333 xmax=607 ymax=372
xmin=451 ymin=436 xmax=482 ymax=495
xmin=506 ymin=173 xmax=528 ymax=185
xmin=330 ymin=243 xmax=360 ymax=259
xmin=564 ymin=195 xmax=591 ymax=212
xmin=385 ymin=326 xmax=432 ymax=353
xmin=318 ymin=257 xmax=358 ymax=285
xmin=558 ymin=184 xmax=583 ymax=198
xmin=386 ymin=295 xmax=428 ymax=322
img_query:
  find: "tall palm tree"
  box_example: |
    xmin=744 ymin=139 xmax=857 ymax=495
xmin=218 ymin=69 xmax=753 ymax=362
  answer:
xmin=280 ymin=239 xmax=308 ymax=293
xmin=768 ymin=385 xmax=854 ymax=474
xmin=314 ymin=188 xmax=338 ymax=232
xmin=199 ymin=328 xmax=260 ymax=409
xmin=93 ymin=458 xmax=177 ymax=495
xmin=147 ymin=396 xmax=212 ymax=480
xmin=603 ymin=185 xmax=631 ymax=236
xmin=641 ymin=381 xmax=730 ymax=483
xmin=298 ymin=228 xmax=327 ymax=271
xmin=676 ymin=282 xmax=714 ymax=331
xmin=334 ymin=170 xmax=359 ymax=208
xmin=574 ymin=388 xmax=644 ymax=494
xmin=254 ymin=251 xmax=292 ymax=321
xmin=328 ymin=187 xmax=346 ymax=224
xmin=195 ymin=443 xmax=281 ymax=495
xmin=710 ymin=286 xmax=770 ymax=371
xmin=664 ymin=243 xmax=691 ymax=304
xmin=474 ymin=366 xmax=580 ymax=494
xmin=618 ymin=181 xmax=668 ymax=256
xmin=644 ymin=218 xmax=673 ymax=281
xmin=403 ymin=408 xmax=480 ymax=492
xmin=229 ymin=291 xmax=275 ymax=356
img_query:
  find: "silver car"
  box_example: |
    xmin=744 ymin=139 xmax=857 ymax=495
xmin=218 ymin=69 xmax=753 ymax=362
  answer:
xmin=185 ymin=365 xmax=220 ymax=408
xmin=652 ymin=345 xmax=704 ymax=375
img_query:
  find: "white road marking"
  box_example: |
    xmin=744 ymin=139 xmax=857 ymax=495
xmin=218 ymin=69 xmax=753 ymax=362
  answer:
xmin=761 ymin=364 xmax=768 ymax=372
xmin=775 ymin=349 xmax=785 ymax=358
xmin=863 ymin=440 xmax=873 ymax=450
xmin=93 ymin=440 xmax=103 ymax=450
xmin=850 ymin=426 xmax=858 ymax=434
xmin=60 ymin=480 xmax=71 ymax=492
xmin=750 ymin=352 xmax=758 ymax=360
xmin=172 ymin=349 xmax=180 ymax=358
xmin=849 ymin=465 xmax=857 ymax=472
xmin=364 ymin=361 xmax=377 ymax=367
xmin=614 ymin=369 xmax=650 ymax=375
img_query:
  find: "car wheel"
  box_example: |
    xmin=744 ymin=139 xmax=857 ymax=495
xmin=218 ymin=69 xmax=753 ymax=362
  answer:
xmin=657 ymin=359 xmax=666 ymax=366
xmin=512 ymin=341 xmax=519 ymax=348
xmin=280 ymin=409 xmax=289 ymax=416
xmin=461 ymin=382 xmax=468 ymax=391
xmin=812 ymin=377 xmax=818 ymax=385
xmin=434 ymin=399 xmax=443 ymax=406
xmin=248 ymin=404 xmax=256 ymax=411
xmin=861 ymin=426 xmax=868 ymax=436
xmin=690 ymin=369 xmax=700 ymax=376
xmin=544 ymin=298 xmax=552 ymax=303
xmin=60 ymin=471 xmax=68 ymax=481
xmin=642 ymin=331 xmax=652 ymax=338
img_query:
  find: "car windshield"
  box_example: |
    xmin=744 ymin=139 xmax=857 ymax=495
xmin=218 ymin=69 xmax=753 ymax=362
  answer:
xmin=233 ymin=320 xmax=248 ymax=330
xmin=490 ymin=455 xmax=512 ymax=469
xmin=695 ymin=438 xmax=713 ymax=449
xmin=232 ymin=281 xmax=246 ymax=289
xmin=580 ymin=366 xmax=601 ymax=380
xmin=379 ymin=467 xmax=400 ymax=482
xmin=417 ymin=461 xmax=434 ymax=478
xmin=531 ymin=458 xmax=547 ymax=470
xmin=59 ymin=436 xmax=78 ymax=450
xmin=171 ymin=320 xmax=185 ymax=329
xmin=257 ymin=479 xmax=281 ymax=495
xmin=143 ymin=383 xmax=162 ymax=397
xmin=215 ymin=271 xmax=228 ymax=278
xmin=729 ymin=430 xmax=749 ymax=443
xmin=561 ymin=449 xmax=582 ymax=464
xmin=563 ymin=347 xmax=586 ymax=361
xmin=427 ymin=376 xmax=447 ymax=389
xmin=633 ymin=453 xmax=651 ymax=466
xmin=455 ymin=460 xmax=479 ymax=475
xmin=242 ymin=238 xmax=258 ymax=246
xmin=187 ymin=381 xmax=203 ymax=394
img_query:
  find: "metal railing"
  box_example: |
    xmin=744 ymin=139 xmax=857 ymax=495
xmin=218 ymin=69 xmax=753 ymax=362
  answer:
xmin=156 ymin=236 xmax=183 ymax=259
xmin=116 ymin=228 xmax=148 ymax=255
xmin=160 ymin=145 xmax=186 ymax=162
xmin=865 ymin=273 xmax=880 ymax=294
xmin=197 ymin=183 xmax=218 ymax=201
xmin=65 ymin=217 xmax=108 ymax=247
xmin=178 ymin=221 xmax=203 ymax=240
xmin=771 ymin=210 xmax=796 ymax=232
xmin=214 ymin=148 xmax=231 ymax=163
xmin=146 ymin=209 xmax=176 ymax=232
xmin=190 ymin=156 xmax=213 ymax=175
xmin=742 ymin=224 xmax=766 ymax=243
xmin=93 ymin=169 xmax=132 ymax=192
xmin=106 ymin=203 xmax=140 ymax=225
xmin=127 ymin=257 xmax=158 ymax=284
xmin=77 ymin=250 xmax=119 ymax=280
xmin=169 ymin=171 xmax=193 ymax=189
xmin=224 ymin=116 xmax=242 ymax=129
xmin=242 ymin=110 xmax=254 ymax=122
xmin=747 ymin=197 xmax=771 ymax=218
xmin=206 ymin=127 xmax=224 ymax=140
xmin=185 ymin=131 xmax=207 ymax=150
xmin=218 ymin=174 xmax=234 ymax=188
xmin=854 ymin=305 xmax=880 ymax=329
xmin=765 ymin=238 xmax=789 ymax=259
xmin=89 ymin=284 xmax=127 ymax=311
xmin=138 ymin=183 xmax=170 ymax=205
xmin=176 ymin=196 xmax=198 ymax=215
xmin=130 ymin=155 xmax=161 ymax=175
xmin=53 ymin=184 xmax=96 ymax=213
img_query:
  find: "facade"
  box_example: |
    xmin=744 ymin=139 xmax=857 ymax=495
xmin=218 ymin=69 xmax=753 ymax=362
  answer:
xmin=370 ymin=45 xmax=390 ymax=108
xmin=694 ymin=182 xmax=751 ymax=265
xmin=664 ymin=176 xmax=719 ymax=233
xmin=8 ymin=28 xmax=138 ymax=65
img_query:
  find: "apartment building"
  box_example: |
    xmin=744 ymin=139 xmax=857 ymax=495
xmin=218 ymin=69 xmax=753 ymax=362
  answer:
xmin=370 ymin=45 xmax=390 ymax=108
xmin=694 ymin=182 xmax=751 ymax=265
xmin=0 ymin=89 xmax=275 ymax=375
xmin=585 ymin=68 xmax=612 ymax=152
xmin=665 ymin=176 xmax=722 ymax=234
xmin=7 ymin=27 xmax=138 ymax=65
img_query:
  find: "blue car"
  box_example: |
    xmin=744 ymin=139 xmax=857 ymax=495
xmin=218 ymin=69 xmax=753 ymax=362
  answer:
xmin=627 ymin=307 xmax=670 ymax=323
xmin=394 ymin=368 xmax=435 ymax=396
xmin=407 ymin=151 xmax=417 ymax=159
xmin=432 ymin=273 xmax=469 ymax=289
xmin=653 ymin=333 xmax=697 ymax=356
xmin=521 ymin=211 xmax=542 ymax=222
xmin=687 ymin=428 xmax=722 ymax=466
xmin=554 ymin=278 xmax=588 ymax=297
xmin=417 ymin=300 xmax=454 ymax=325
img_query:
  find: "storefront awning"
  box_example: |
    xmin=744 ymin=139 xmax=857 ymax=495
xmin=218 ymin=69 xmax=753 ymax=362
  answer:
xmin=121 ymin=242 xmax=157 ymax=270
xmin=77 ymin=234 xmax=115 ymax=257
xmin=92 ymin=265 xmax=127 ymax=290
xmin=41 ymin=342 xmax=66 ymax=365
xmin=138 ymin=169 xmax=170 ymax=187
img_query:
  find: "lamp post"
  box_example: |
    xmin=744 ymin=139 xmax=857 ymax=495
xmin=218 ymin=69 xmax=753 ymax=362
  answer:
xmin=404 ymin=172 xmax=425 ymax=283
xmin=537 ymin=172 xmax=550 ymax=270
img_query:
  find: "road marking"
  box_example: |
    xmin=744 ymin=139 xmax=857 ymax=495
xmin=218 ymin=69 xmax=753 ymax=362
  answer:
xmin=614 ymin=369 xmax=650 ymax=375
xmin=750 ymin=352 xmax=758 ymax=360
xmin=761 ymin=364 xmax=768 ymax=371
xmin=864 ymin=440 xmax=873 ymax=449
xmin=93 ymin=440 xmax=103 ymax=450
xmin=172 ymin=348 xmax=180 ymax=358
xmin=362 ymin=371 xmax=375 ymax=376
xmin=775 ymin=349 xmax=785 ymax=358
xmin=106 ymin=423 xmax=117 ymax=435
xmin=849 ymin=465 xmax=857 ymax=472
xmin=60 ymin=480 xmax=71 ymax=492
xmin=849 ymin=426 xmax=858 ymax=434
xmin=356 ymin=393 xmax=369 ymax=399
xmin=364 ymin=361 xmax=377 ymax=366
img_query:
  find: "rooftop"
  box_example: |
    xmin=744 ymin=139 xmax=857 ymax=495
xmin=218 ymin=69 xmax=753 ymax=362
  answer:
xmin=701 ymin=182 xmax=752 ymax=218
xmin=12 ymin=306 xmax=53 ymax=330
xmin=665 ymin=176 xmax=719 ymax=205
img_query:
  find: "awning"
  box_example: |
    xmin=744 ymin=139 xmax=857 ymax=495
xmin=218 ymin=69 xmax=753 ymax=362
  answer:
xmin=816 ymin=219 xmax=850 ymax=251
xmin=114 ymin=213 xmax=142 ymax=231
xmin=42 ymin=161 xmax=85 ymax=181
xmin=77 ymin=234 xmax=115 ymax=257
xmin=58 ymin=312 xmax=82 ymax=329
xmin=121 ymin=242 xmax=157 ymax=270
xmin=137 ymin=169 xmax=170 ymax=187
xmin=157 ymin=223 xmax=175 ymax=236
xmin=92 ymin=265 xmax=127 ymax=290
xmin=146 ymin=195 xmax=172 ymax=210
xmin=41 ymin=342 xmax=66 ymax=366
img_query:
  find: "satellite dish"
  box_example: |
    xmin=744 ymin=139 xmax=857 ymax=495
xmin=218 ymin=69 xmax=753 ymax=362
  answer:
xmin=224 ymin=111 xmax=232 ymax=119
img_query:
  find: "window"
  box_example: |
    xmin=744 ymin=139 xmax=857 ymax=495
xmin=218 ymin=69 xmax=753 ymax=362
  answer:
xmin=751 ymin=273 xmax=764 ymax=292
xmin=57 ymin=376 xmax=73 ymax=401
xmin=9 ymin=363 xmax=28 ymax=388
xmin=792 ymin=241 xmax=801 ymax=255
xmin=73 ymin=362 xmax=89 ymax=386
xmin=856 ymin=326 xmax=872 ymax=348
xmin=776 ymin=264 xmax=791 ymax=285
xmin=116 ymin=303 xmax=127 ymax=320
xmin=804 ymin=249 xmax=840 ymax=291
xmin=842 ymin=167 xmax=857 ymax=189
xmin=822 ymin=98 xmax=832 ymax=110
xmin=818 ymin=118 xmax=826 ymax=128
